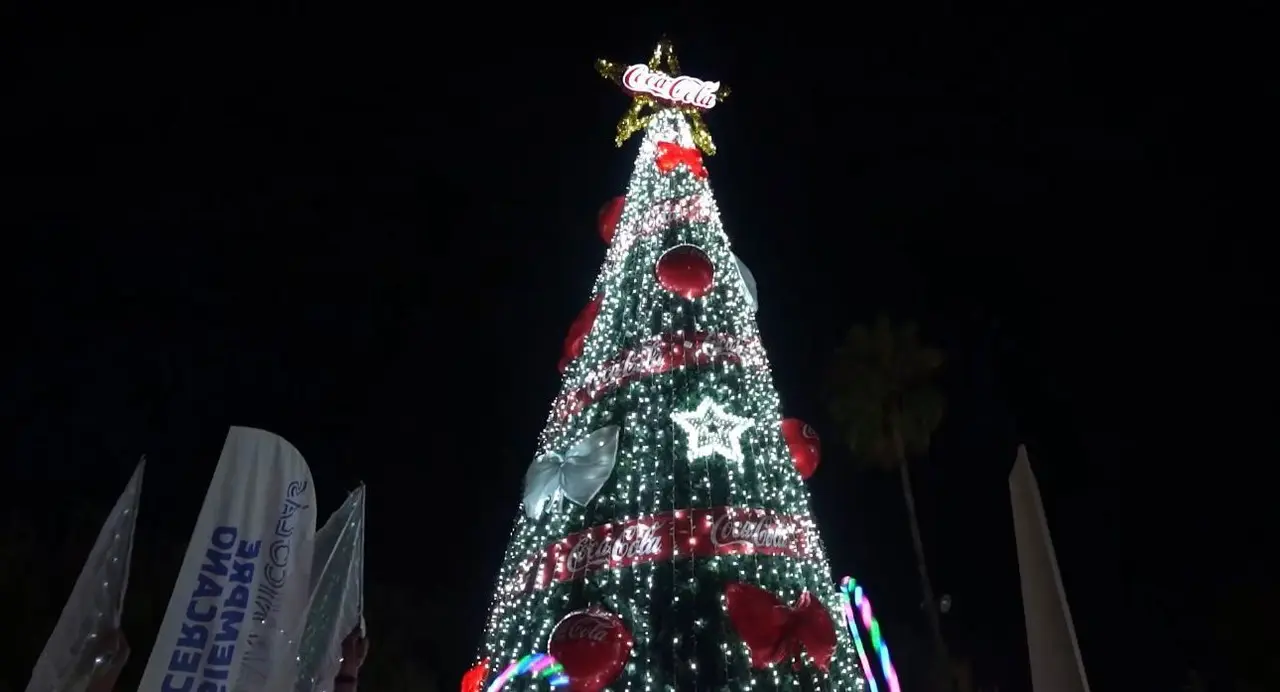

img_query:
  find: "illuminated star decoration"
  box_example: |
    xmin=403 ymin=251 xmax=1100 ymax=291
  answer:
xmin=671 ymin=396 xmax=755 ymax=464
xmin=595 ymin=38 xmax=731 ymax=155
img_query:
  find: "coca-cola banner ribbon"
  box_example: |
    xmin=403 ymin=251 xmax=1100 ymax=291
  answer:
xmin=511 ymin=507 xmax=815 ymax=593
xmin=603 ymin=194 xmax=712 ymax=276
xmin=553 ymin=332 xmax=767 ymax=419
xmin=524 ymin=426 xmax=621 ymax=520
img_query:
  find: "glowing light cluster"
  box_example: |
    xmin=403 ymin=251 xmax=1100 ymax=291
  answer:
xmin=839 ymin=577 xmax=900 ymax=692
xmin=486 ymin=653 xmax=568 ymax=692
xmin=473 ymin=108 xmax=867 ymax=690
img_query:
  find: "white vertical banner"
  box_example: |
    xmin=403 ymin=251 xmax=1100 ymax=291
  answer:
xmin=26 ymin=458 xmax=145 ymax=692
xmin=1009 ymin=445 xmax=1091 ymax=692
xmin=137 ymin=427 xmax=317 ymax=692
xmin=294 ymin=485 xmax=366 ymax=692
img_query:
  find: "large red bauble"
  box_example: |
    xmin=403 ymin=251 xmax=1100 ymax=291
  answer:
xmin=547 ymin=606 xmax=633 ymax=692
xmin=460 ymin=658 xmax=488 ymax=692
xmin=781 ymin=418 xmax=821 ymax=480
xmin=655 ymin=244 xmax=714 ymax=299
xmin=598 ymin=196 xmax=625 ymax=244
xmin=559 ymin=295 xmax=603 ymax=373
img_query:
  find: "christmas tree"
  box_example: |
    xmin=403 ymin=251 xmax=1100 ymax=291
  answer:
xmin=468 ymin=41 xmax=867 ymax=692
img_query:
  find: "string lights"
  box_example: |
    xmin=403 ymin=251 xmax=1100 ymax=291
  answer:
xmin=473 ymin=105 xmax=866 ymax=690
xmin=486 ymin=653 xmax=569 ymax=692
xmin=839 ymin=577 xmax=900 ymax=692
xmin=670 ymin=396 xmax=755 ymax=465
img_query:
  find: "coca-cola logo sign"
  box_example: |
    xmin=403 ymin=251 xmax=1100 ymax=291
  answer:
xmin=515 ymin=507 xmax=814 ymax=593
xmin=553 ymin=613 xmax=614 ymax=643
xmin=579 ymin=344 xmax=668 ymax=398
xmin=710 ymin=512 xmax=802 ymax=552
xmin=566 ymin=519 xmax=668 ymax=574
xmin=548 ymin=608 xmax=634 ymax=691
xmin=554 ymin=332 xmax=767 ymax=418
xmin=622 ymin=64 xmax=721 ymax=109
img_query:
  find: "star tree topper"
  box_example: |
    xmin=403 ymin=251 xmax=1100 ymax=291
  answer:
xmin=596 ymin=38 xmax=730 ymax=155
xmin=671 ymin=396 xmax=755 ymax=464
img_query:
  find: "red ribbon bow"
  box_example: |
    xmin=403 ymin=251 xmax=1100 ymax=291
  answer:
xmin=724 ymin=582 xmax=838 ymax=672
xmin=654 ymin=141 xmax=707 ymax=178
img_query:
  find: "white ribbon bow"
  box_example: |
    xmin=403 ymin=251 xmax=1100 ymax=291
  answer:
xmin=523 ymin=425 xmax=621 ymax=519
xmin=732 ymin=252 xmax=758 ymax=312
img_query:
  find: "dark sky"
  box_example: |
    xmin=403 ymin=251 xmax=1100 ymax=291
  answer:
xmin=8 ymin=4 xmax=1270 ymax=692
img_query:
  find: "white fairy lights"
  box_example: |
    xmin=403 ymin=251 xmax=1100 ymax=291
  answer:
xmin=475 ymin=109 xmax=867 ymax=690
xmin=671 ymin=396 xmax=755 ymax=465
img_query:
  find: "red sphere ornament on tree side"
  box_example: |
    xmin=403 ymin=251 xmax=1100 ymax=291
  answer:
xmin=559 ymin=295 xmax=604 ymax=373
xmin=547 ymin=606 xmax=634 ymax=692
xmin=781 ymin=418 xmax=821 ymax=480
xmin=655 ymin=244 xmax=714 ymax=299
xmin=460 ymin=658 xmax=488 ymax=692
xmin=598 ymin=196 xmax=625 ymax=244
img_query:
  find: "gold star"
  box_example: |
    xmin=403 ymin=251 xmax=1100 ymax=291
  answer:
xmin=596 ymin=38 xmax=730 ymax=155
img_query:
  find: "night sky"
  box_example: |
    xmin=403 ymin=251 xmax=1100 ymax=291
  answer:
xmin=8 ymin=4 xmax=1270 ymax=692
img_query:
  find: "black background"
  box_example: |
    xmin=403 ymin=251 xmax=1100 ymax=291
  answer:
xmin=7 ymin=3 xmax=1271 ymax=690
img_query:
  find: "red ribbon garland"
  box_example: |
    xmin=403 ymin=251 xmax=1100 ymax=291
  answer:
xmin=724 ymin=582 xmax=838 ymax=672
xmin=654 ymin=141 xmax=707 ymax=178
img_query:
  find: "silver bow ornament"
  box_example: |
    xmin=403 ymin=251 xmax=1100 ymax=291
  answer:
xmin=523 ymin=425 xmax=621 ymax=519
xmin=732 ymin=252 xmax=758 ymax=312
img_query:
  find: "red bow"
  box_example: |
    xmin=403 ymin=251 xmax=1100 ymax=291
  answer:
xmin=724 ymin=582 xmax=838 ymax=671
xmin=655 ymin=141 xmax=707 ymax=178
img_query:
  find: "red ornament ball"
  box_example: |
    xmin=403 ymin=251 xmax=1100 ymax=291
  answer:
xmin=655 ymin=244 xmax=714 ymax=299
xmin=460 ymin=658 xmax=488 ymax=692
xmin=548 ymin=606 xmax=634 ymax=692
xmin=598 ymin=196 xmax=625 ymax=245
xmin=781 ymin=418 xmax=821 ymax=480
xmin=559 ymin=295 xmax=603 ymax=373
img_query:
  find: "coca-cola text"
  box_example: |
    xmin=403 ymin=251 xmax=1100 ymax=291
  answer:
xmin=504 ymin=506 xmax=814 ymax=593
xmin=554 ymin=332 xmax=766 ymax=418
xmin=622 ymin=64 xmax=721 ymax=109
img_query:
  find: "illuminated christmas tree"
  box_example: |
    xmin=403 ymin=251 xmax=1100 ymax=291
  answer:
xmin=467 ymin=41 xmax=866 ymax=692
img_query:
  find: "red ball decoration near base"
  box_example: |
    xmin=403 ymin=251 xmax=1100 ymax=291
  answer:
xmin=655 ymin=244 xmax=714 ymax=299
xmin=460 ymin=658 xmax=488 ymax=692
xmin=781 ymin=418 xmax=821 ymax=480
xmin=548 ymin=606 xmax=634 ymax=692
xmin=598 ymin=196 xmax=625 ymax=245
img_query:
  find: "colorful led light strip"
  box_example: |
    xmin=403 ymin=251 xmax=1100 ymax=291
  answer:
xmin=840 ymin=576 xmax=902 ymax=692
xmin=837 ymin=580 xmax=879 ymax=692
xmin=485 ymin=653 xmax=569 ymax=692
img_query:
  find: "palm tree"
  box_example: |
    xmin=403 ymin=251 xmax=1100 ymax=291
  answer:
xmin=828 ymin=317 xmax=951 ymax=692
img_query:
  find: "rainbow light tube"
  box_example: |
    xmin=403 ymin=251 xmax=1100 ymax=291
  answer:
xmin=841 ymin=577 xmax=902 ymax=692
xmin=839 ymin=577 xmax=880 ymax=692
xmin=485 ymin=653 xmax=569 ymax=692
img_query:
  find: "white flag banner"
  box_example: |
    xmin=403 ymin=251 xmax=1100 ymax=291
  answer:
xmin=25 ymin=459 xmax=145 ymax=692
xmin=294 ymin=485 xmax=366 ymax=692
xmin=137 ymin=427 xmax=318 ymax=692
xmin=1010 ymin=445 xmax=1091 ymax=692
